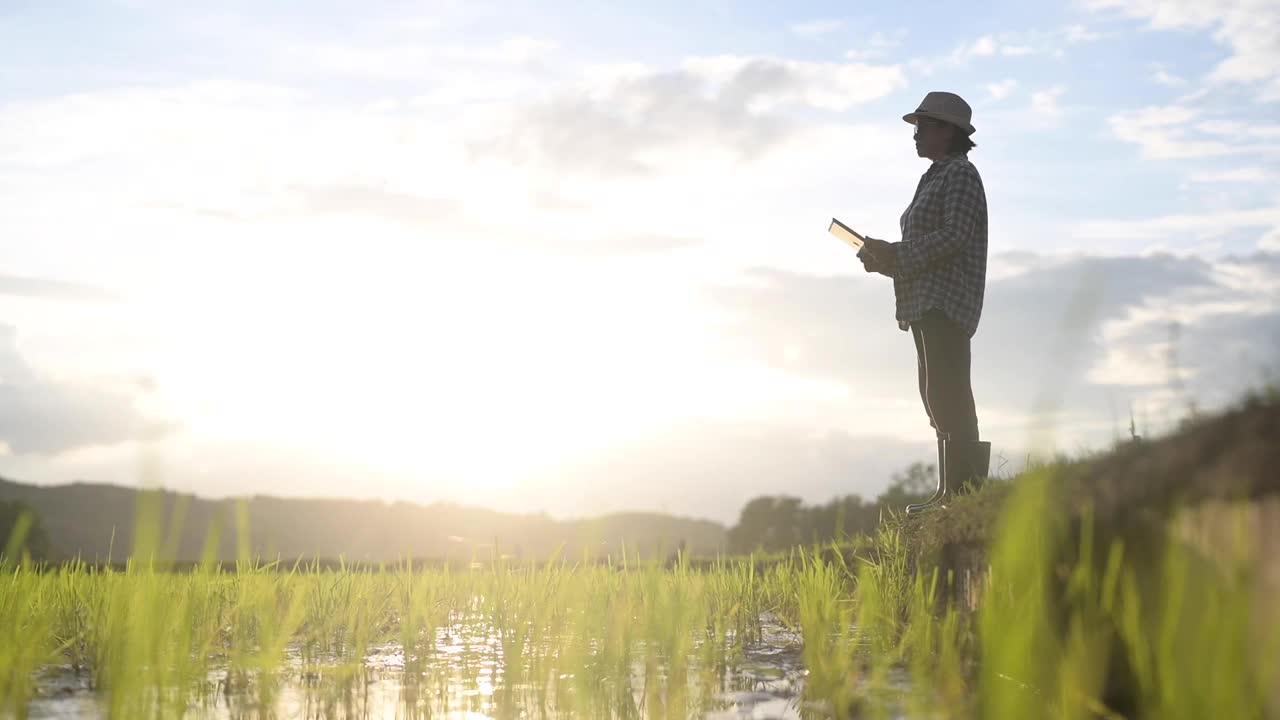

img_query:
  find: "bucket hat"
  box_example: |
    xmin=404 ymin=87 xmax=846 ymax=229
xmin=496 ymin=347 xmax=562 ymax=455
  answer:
xmin=903 ymin=91 xmax=976 ymax=136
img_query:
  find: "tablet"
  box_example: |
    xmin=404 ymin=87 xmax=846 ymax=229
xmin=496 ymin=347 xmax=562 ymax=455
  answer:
xmin=828 ymin=217 xmax=866 ymax=250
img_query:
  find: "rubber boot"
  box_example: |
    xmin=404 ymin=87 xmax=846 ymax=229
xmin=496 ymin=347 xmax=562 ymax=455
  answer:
xmin=906 ymin=437 xmax=949 ymax=515
xmin=948 ymin=440 xmax=991 ymax=494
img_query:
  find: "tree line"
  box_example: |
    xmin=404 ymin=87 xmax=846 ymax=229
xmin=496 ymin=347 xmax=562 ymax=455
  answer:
xmin=725 ymin=461 xmax=936 ymax=554
xmin=2 ymin=463 xmax=940 ymax=563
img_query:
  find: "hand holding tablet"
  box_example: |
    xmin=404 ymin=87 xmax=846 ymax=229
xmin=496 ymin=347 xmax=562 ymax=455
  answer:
xmin=830 ymin=217 xmax=896 ymax=277
xmin=828 ymin=217 xmax=866 ymax=250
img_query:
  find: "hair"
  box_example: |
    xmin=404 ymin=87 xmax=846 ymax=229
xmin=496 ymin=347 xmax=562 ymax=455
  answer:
xmin=947 ymin=128 xmax=977 ymax=154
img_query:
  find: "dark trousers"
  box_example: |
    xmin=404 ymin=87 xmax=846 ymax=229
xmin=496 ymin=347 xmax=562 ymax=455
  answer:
xmin=911 ymin=309 xmax=979 ymax=442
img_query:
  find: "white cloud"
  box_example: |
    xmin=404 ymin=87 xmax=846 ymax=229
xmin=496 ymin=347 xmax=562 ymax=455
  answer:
xmin=1064 ymin=24 xmax=1103 ymax=43
xmin=474 ymin=55 xmax=907 ymax=178
xmin=1195 ymin=120 xmax=1280 ymax=140
xmin=0 ymin=274 xmax=123 ymax=304
xmin=682 ymin=55 xmax=907 ymax=112
xmin=0 ymin=57 xmax=923 ymax=485
xmin=1106 ymin=105 xmax=1280 ymax=159
xmin=1261 ymin=228 xmax=1280 ymax=250
xmin=277 ymin=35 xmax=558 ymax=79
xmin=709 ymin=253 xmax=1280 ymax=464
xmin=0 ymin=324 xmax=173 ymax=454
xmin=1076 ymin=206 xmax=1280 ymax=250
xmin=492 ymin=36 xmax=560 ymax=64
xmin=967 ymin=35 xmax=999 ymax=58
xmin=1030 ymin=86 xmax=1066 ymax=123
xmin=845 ymin=29 xmax=907 ymax=61
xmin=1153 ymin=68 xmax=1187 ymax=87
xmin=0 ymin=57 xmax=900 ymax=264
xmin=911 ymin=26 xmax=1101 ymax=73
xmin=1187 ymin=167 xmax=1271 ymax=183
xmin=790 ymin=19 xmax=845 ymax=36
xmin=1082 ymin=0 xmax=1280 ymax=100
xmin=986 ymin=78 xmax=1019 ymax=100
xmin=1108 ymin=105 xmax=1229 ymax=159
xmin=909 ymin=35 xmax=996 ymax=74
xmin=0 ymin=81 xmax=488 ymax=223
xmin=1088 ymin=254 xmax=1280 ymax=401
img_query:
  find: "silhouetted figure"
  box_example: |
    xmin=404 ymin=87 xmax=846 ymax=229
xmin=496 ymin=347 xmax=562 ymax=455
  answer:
xmin=857 ymin=91 xmax=991 ymax=513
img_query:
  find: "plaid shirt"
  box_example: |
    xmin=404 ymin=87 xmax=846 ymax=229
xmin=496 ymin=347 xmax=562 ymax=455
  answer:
xmin=891 ymin=153 xmax=988 ymax=337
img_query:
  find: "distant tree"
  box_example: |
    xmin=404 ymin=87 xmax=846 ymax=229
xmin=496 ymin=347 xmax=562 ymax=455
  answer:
xmin=832 ymin=494 xmax=881 ymax=538
xmin=0 ymin=500 xmax=52 ymax=562
xmin=894 ymin=462 xmax=937 ymax=494
xmin=729 ymin=493 xmax=885 ymax=552
xmin=809 ymin=495 xmax=878 ymax=543
xmin=771 ymin=497 xmax=803 ymax=549
xmin=726 ymin=462 xmax=944 ymax=553
xmin=728 ymin=496 xmax=776 ymax=554
xmin=727 ymin=495 xmax=807 ymax=554
xmin=874 ymin=461 xmax=937 ymax=509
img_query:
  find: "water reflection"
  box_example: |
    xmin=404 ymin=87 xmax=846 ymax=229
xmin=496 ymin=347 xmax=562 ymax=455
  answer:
xmin=28 ymin=614 xmax=812 ymax=719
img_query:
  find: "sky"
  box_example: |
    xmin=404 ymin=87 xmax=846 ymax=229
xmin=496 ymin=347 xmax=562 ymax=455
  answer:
xmin=0 ymin=0 xmax=1277 ymax=524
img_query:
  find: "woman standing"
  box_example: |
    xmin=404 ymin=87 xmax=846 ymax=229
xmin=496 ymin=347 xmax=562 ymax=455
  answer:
xmin=858 ymin=91 xmax=991 ymax=514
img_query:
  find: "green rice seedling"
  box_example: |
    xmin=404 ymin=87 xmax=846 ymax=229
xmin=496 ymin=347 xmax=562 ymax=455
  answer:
xmin=896 ymin=567 xmax=974 ymax=719
xmin=9 ymin=434 xmax=1274 ymax=720
xmin=0 ymin=564 xmax=58 ymax=719
xmin=1107 ymin=506 xmax=1276 ymax=720
xmin=977 ymin=466 xmax=1277 ymax=720
xmin=978 ymin=467 xmax=1071 ymax=719
xmin=855 ymin=524 xmax=913 ymax=654
xmin=794 ymin=548 xmax=862 ymax=718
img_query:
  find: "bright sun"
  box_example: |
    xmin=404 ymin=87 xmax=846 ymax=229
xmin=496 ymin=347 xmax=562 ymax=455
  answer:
xmin=128 ymin=216 xmax=760 ymax=494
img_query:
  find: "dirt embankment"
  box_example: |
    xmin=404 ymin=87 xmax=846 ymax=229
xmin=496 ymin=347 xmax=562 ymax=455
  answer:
xmin=903 ymin=391 xmax=1280 ymax=602
xmin=896 ymin=392 xmax=1280 ymax=717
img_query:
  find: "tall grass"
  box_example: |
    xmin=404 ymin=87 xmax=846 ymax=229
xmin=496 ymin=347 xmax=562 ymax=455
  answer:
xmin=977 ymin=470 xmax=1279 ymax=719
xmin=0 ymin=468 xmax=1274 ymax=718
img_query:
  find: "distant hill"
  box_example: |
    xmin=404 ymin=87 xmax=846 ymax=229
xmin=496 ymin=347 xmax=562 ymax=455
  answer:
xmin=0 ymin=477 xmax=726 ymax=564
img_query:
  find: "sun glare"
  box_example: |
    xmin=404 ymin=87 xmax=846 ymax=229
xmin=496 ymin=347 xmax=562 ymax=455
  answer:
xmin=125 ymin=215 xmax=771 ymax=495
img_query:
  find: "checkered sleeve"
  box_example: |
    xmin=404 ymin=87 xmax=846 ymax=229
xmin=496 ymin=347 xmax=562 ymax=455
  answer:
xmin=893 ymin=165 xmax=984 ymax=281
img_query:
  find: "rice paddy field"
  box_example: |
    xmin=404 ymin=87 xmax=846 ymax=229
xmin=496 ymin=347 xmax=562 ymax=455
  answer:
xmin=2 ymin=468 xmax=1277 ymax=719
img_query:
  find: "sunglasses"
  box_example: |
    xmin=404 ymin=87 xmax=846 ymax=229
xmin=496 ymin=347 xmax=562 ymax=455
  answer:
xmin=914 ymin=117 xmax=948 ymax=132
